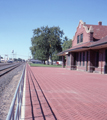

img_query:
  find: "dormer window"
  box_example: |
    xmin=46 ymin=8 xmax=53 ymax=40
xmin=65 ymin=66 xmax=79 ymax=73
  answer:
xmin=80 ymin=34 xmax=83 ymax=42
xmin=77 ymin=35 xmax=79 ymax=43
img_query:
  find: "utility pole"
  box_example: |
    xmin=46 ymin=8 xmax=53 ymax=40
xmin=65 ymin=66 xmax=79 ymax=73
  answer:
xmin=12 ymin=50 xmax=14 ymax=61
xmin=5 ymin=54 xmax=8 ymax=62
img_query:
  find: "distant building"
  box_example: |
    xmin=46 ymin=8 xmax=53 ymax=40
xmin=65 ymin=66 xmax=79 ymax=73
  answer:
xmin=30 ymin=59 xmax=42 ymax=64
xmin=58 ymin=20 xmax=107 ymax=74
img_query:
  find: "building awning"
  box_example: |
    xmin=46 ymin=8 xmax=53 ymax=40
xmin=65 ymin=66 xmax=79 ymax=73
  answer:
xmin=58 ymin=42 xmax=90 ymax=56
xmin=58 ymin=36 xmax=107 ymax=56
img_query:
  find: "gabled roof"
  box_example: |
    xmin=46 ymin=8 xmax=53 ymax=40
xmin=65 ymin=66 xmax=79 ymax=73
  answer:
xmin=58 ymin=20 xmax=107 ymax=56
xmin=72 ymin=20 xmax=107 ymax=42
xmin=86 ymin=24 xmax=107 ymax=40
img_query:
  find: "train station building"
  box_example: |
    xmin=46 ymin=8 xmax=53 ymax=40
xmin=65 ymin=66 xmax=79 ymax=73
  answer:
xmin=58 ymin=20 xmax=107 ymax=74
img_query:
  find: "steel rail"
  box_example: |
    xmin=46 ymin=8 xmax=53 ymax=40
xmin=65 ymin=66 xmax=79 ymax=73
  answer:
xmin=0 ymin=63 xmax=20 ymax=71
xmin=0 ymin=63 xmax=11 ymax=66
xmin=0 ymin=64 xmax=21 ymax=77
xmin=6 ymin=64 xmax=26 ymax=120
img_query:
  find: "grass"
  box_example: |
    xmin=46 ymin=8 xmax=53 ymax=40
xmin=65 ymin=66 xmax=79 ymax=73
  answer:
xmin=29 ymin=63 xmax=62 ymax=67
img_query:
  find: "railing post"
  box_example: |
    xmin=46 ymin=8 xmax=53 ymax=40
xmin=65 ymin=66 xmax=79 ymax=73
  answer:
xmin=19 ymin=82 xmax=22 ymax=118
xmin=18 ymin=88 xmax=20 ymax=120
xmin=12 ymin=107 xmax=14 ymax=120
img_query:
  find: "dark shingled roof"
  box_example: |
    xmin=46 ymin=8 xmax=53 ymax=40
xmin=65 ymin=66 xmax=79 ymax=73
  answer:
xmin=89 ymin=36 xmax=107 ymax=47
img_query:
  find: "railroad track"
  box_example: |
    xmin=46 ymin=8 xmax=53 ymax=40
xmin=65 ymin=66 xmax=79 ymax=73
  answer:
xmin=0 ymin=63 xmax=11 ymax=67
xmin=27 ymin=64 xmax=57 ymax=120
xmin=0 ymin=63 xmax=22 ymax=77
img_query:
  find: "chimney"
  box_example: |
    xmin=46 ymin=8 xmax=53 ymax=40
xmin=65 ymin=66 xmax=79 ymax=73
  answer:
xmin=98 ymin=21 xmax=102 ymax=25
xmin=90 ymin=32 xmax=93 ymax=42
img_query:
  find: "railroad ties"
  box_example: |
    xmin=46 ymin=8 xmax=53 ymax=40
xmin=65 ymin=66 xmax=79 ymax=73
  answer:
xmin=25 ymin=65 xmax=57 ymax=120
xmin=0 ymin=63 xmax=21 ymax=77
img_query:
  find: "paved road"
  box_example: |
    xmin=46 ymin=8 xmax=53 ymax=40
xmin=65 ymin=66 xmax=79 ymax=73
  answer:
xmin=24 ymin=65 xmax=107 ymax=120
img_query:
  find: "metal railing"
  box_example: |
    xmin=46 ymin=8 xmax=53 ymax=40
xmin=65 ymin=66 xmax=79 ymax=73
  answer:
xmin=6 ymin=65 xmax=26 ymax=120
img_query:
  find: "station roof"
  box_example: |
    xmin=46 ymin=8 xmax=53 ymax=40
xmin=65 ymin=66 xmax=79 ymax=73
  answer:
xmin=86 ymin=24 xmax=107 ymax=40
xmin=58 ymin=36 xmax=107 ymax=56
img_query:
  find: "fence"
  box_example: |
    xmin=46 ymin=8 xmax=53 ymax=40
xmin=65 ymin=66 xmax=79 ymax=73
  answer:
xmin=6 ymin=65 xmax=25 ymax=120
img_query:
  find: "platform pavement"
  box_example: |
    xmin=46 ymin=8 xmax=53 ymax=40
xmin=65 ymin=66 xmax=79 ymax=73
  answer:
xmin=21 ymin=66 xmax=107 ymax=120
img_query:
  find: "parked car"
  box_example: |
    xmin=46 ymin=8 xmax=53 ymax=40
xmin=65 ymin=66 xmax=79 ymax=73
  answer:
xmin=56 ymin=61 xmax=62 ymax=65
xmin=7 ymin=60 xmax=13 ymax=63
xmin=1 ymin=59 xmax=5 ymax=63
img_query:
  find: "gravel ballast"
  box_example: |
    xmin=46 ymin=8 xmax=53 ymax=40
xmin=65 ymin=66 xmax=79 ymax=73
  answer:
xmin=0 ymin=63 xmax=25 ymax=120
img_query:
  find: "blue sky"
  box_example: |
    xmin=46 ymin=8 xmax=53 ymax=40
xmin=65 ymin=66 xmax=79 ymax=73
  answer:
xmin=0 ymin=0 xmax=107 ymax=60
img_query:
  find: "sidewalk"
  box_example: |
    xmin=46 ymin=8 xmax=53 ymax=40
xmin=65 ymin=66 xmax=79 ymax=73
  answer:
xmin=22 ymin=66 xmax=107 ymax=120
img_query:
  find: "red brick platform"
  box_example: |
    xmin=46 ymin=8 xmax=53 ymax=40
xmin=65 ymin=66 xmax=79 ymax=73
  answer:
xmin=24 ymin=64 xmax=107 ymax=120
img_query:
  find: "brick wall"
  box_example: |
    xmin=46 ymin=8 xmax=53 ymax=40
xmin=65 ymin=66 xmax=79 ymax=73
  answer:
xmin=65 ymin=49 xmax=106 ymax=74
xmin=72 ymin=22 xmax=90 ymax=47
xmin=94 ymin=49 xmax=105 ymax=74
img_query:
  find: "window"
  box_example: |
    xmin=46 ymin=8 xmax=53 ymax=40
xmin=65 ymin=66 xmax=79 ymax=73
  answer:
xmin=77 ymin=35 xmax=79 ymax=43
xmin=105 ymin=49 xmax=107 ymax=65
xmin=77 ymin=53 xmax=78 ymax=65
xmin=96 ymin=51 xmax=99 ymax=67
xmin=80 ymin=34 xmax=83 ymax=42
xmin=83 ymin=52 xmax=85 ymax=66
xmin=80 ymin=52 xmax=81 ymax=66
xmin=77 ymin=34 xmax=83 ymax=44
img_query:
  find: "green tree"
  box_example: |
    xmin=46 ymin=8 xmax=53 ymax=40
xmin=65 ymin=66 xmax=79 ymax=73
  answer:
xmin=17 ymin=58 xmax=22 ymax=62
xmin=0 ymin=56 xmax=3 ymax=59
xmin=30 ymin=26 xmax=63 ymax=64
xmin=62 ymin=37 xmax=72 ymax=51
xmin=52 ymin=50 xmax=61 ymax=62
xmin=14 ymin=58 xmax=18 ymax=61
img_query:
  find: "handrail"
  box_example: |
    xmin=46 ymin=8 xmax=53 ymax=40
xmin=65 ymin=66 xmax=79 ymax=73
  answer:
xmin=6 ymin=64 xmax=26 ymax=120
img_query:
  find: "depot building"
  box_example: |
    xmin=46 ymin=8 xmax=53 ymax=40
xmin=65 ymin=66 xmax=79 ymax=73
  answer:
xmin=58 ymin=20 xmax=107 ymax=74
